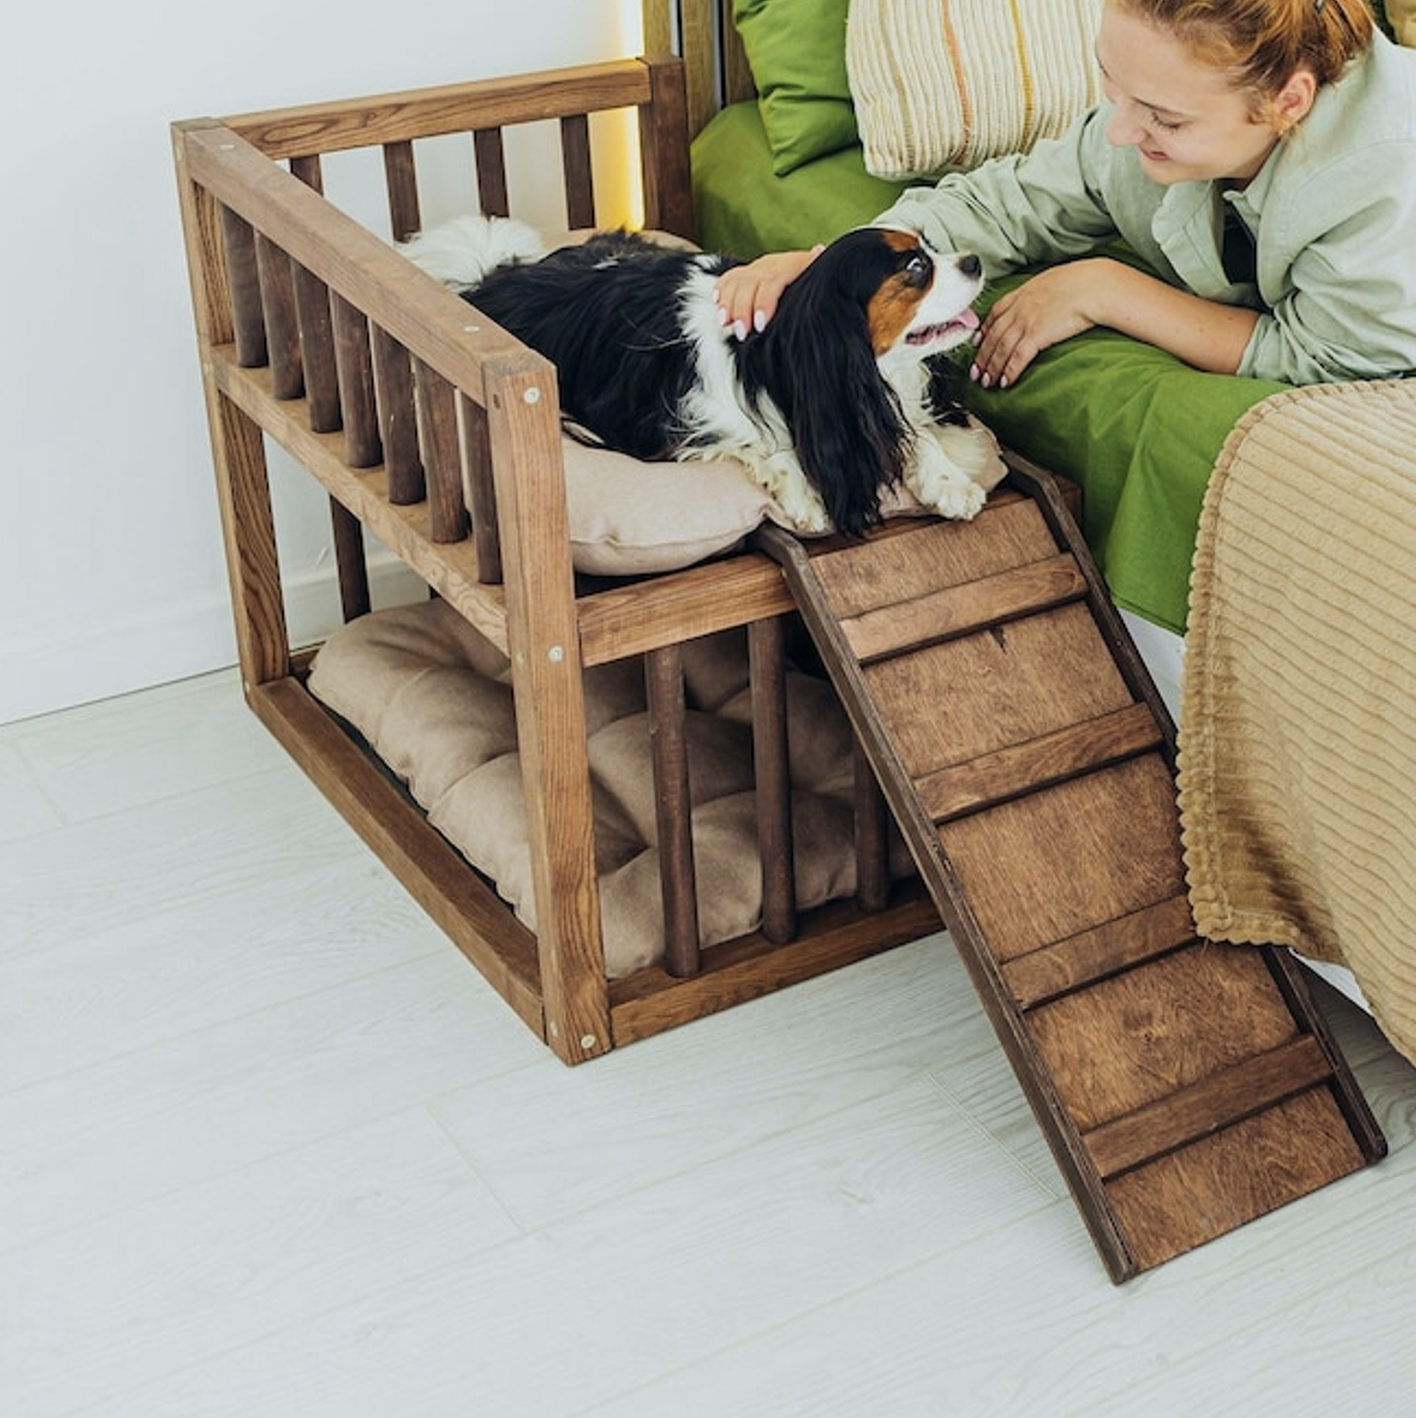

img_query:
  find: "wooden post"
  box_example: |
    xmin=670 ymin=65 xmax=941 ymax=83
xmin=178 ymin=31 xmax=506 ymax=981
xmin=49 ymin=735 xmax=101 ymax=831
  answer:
xmin=485 ymin=352 xmax=610 ymax=1063
xmin=173 ymin=122 xmax=291 ymax=693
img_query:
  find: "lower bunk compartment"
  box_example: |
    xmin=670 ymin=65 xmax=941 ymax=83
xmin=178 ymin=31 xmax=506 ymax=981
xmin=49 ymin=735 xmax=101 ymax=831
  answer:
xmin=255 ymin=636 xmax=942 ymax=1057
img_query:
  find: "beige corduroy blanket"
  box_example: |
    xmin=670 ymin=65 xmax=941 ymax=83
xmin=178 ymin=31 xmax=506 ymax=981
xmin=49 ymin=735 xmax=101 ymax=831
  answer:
xmin=1178 ymin=380 xmax=1416 ymax=1065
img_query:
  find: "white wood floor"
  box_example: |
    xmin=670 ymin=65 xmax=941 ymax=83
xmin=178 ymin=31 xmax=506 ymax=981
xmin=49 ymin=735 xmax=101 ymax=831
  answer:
xmin=4 ymin=669 xmax=1416 ymax=1418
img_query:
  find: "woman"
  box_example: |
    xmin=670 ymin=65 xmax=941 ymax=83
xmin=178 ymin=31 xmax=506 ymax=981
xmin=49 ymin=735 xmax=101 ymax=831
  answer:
xmin=715 ymin=0 xmax=1416 ymax=388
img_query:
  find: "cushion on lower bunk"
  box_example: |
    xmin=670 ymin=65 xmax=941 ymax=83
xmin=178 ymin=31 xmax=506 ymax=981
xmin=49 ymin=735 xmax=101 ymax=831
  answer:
xmin=307 ymin=599 xmax=908 ymax=977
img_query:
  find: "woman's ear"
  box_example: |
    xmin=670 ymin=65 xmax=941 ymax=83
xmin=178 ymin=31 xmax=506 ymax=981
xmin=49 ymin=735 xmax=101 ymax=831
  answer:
xmin=1275 ymin=68 xmax=1318 ymax=131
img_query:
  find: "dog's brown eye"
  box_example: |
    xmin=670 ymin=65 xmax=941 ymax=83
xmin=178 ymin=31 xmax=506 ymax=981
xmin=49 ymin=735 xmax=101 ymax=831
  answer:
xmin=903 ymin=252 xmax=931 ymax=287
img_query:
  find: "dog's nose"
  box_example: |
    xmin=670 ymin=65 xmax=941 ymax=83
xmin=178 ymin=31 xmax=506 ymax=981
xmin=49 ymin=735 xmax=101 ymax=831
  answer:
xmin=958 ymin=253 xmax=982 ymax=279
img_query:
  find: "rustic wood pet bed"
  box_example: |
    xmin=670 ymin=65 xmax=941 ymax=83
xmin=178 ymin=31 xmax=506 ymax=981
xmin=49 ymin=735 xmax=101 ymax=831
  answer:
xmin=172 ymin=17 xmax=1387 ymax=1277
xmin=172 ymin=54 xmax=954 ymax=1066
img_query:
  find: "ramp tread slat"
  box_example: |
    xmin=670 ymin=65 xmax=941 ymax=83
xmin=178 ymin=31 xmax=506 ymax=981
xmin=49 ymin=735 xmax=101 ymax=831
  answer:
xmin=842 ymin=552 xmax=1086 ymax=663
xmin=916 ymin=702 xmax=1162 ymax=824
xmin=1083 ymin=1035 xmax=1334 ymax=1181
xmin=1001 ymin=894 xmax=1197 ymax=1010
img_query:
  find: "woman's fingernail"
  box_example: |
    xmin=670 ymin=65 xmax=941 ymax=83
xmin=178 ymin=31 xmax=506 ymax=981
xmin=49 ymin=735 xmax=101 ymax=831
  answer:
xmin=754 ymin=309 xmax=767 ymax=333
xmin=733 ymin=319 xmax=748 ymax=341
xmin=980 ymin=372 xmax=992 ymax=389
xmin=968 ymin=363 xmax=980 ymax=382
xmin=999 ymin=376 xmax=1009 ymax=390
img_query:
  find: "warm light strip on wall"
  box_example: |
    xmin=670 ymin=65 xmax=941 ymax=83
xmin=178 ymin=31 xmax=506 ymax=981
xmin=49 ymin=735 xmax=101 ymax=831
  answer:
xmin=611 ymin=0 xmax=647 ymax=228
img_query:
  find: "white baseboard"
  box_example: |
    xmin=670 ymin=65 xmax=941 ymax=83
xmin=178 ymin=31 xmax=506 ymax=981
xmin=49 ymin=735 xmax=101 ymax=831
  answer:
xmin=1 ymin=553 xmax=428 ymax=727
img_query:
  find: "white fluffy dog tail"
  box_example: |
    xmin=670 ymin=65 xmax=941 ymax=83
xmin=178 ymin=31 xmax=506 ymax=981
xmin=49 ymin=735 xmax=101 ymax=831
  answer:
xmin=397 ymin=215 xmax=546 ymax=289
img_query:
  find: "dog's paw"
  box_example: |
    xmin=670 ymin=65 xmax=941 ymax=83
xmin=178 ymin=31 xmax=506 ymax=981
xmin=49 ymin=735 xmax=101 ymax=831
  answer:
xmin=927 ymin=479 xmax=988 ymax=521
xmin=776 ymin=484 xmax=832 ymax=534
xmin=907 ymin=461 xmax=988 ymax=521
xmin=749 ymin=452 xmax=832 ymax=534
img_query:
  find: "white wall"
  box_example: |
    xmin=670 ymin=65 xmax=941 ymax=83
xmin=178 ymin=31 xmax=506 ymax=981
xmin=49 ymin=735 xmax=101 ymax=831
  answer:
xmin=0 ymin=1 xmax=643 ymax=725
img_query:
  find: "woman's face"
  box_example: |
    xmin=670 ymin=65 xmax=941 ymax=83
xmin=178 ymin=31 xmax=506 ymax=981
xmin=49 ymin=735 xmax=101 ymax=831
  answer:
xmin=1096 ymin=4 xmax=1285 ymax=186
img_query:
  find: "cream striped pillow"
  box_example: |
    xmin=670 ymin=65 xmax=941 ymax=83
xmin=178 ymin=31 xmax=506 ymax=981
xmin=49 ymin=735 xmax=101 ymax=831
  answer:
xmin=846 ymin=0 xmax=1106 ymax=178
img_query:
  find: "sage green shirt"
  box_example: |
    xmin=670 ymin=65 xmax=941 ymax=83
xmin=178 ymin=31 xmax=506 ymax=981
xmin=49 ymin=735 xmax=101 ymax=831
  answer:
xmin=877 ymin=31 xmax=1416 ymax=384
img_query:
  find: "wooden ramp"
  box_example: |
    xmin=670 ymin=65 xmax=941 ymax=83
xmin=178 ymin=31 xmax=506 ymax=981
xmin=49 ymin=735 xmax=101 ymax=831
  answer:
xmin=754 ymin=460 xmax=1385 ymax=1282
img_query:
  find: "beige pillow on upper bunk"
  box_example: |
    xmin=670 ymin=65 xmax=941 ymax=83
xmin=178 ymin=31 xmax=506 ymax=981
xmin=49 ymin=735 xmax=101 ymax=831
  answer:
xmin=846 ymin=0 xmax=1105 ymax=178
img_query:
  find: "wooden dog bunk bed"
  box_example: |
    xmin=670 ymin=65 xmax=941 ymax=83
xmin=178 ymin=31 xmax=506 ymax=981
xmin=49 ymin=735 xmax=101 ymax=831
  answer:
xmin=172 ymin=39 xmax=1382 ymax=1280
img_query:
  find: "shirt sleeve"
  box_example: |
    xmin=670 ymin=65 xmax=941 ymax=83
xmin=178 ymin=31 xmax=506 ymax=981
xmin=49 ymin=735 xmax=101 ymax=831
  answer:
xmin=1239 ymin=176 xmax=1416 ymax=384
xmin=873 ymin=108 xmax=1121 ymax=276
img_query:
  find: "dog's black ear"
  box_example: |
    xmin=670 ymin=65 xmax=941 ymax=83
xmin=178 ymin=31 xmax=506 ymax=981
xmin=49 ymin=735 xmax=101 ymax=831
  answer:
xmin=747 ymin=252 xmax=911 ymax=537
xmin=788 ymin=339 xmax=908 ymax=537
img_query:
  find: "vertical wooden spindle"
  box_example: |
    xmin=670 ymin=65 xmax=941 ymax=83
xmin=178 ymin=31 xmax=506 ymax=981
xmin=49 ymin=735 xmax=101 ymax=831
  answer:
xmin=647 ymin=644 xmax=701 ymax=978
xmin=473 ymin=129 xmax=509 ymax=216
xmin=371 ymin=327 xmax=424 ymax=505
xmin=560 ymin=113 xmax=595 ymax=230
xmin=414 ymin=358 xmax=469 ymax=543
xmin=459 ymin=395 xmax=503 ymax=584
xmin=383 ymin=140 xmax=422 ymax=241
xmin=330 ymin=293 xmax=382 ymax=468
xmin=253 ymin=232 xmax=302 ymax=398
xmin=750 ymin=617 xmax=796 ymax=942
xmin=330 ymin=500 xmax=371 ymax=622
xmin=292 ymin=268 xmax=340 ymax=433
xmin=218 ymin=206 xmax=267 ymax=368
xmin=284 ymin=155 xmax=342 ymax=434
xmin=853 ymin=739 xmax=891 ymax=912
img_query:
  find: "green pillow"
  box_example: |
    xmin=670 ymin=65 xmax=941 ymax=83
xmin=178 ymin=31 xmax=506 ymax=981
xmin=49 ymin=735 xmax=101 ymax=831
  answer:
xmin=733 ymin=0 xmax=858 ymax=175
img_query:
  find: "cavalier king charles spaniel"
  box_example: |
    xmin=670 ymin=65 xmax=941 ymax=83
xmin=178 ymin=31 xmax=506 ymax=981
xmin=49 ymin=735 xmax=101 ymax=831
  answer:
xmin=399 ymin=217 xmax=1003 ymax=536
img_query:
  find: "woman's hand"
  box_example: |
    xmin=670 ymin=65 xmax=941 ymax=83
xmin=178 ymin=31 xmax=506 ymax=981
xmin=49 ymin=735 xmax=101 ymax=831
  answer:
xmin=970 ymin=256 xmax=1258 ymax=386
xmin=969 ymin=260 xmax=1108 ymax=389
xmin=713 ymin=246 xmax=823 ymax=339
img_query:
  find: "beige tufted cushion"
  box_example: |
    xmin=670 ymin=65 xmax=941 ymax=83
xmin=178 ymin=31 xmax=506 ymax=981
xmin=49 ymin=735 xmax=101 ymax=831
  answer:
xmin=308 ymin=599 xmax=910 ymax=978
xmin=846 ymin=0 xmax=1105 ymax=178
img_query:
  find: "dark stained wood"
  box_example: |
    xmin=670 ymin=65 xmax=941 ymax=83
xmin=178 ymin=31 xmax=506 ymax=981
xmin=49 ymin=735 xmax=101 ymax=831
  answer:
xmin=253 ymin=231 xmax=303 ymax=399
xmin=842 ymin=553 xmax=1088 ymax=664
xmin=382 ymin=139 xmax=421 ymax=241
xmin=1082 ymin=1036 xmax=1334 ymax=1181
xmin=647 ymin=643 xmax=701 ymax=978
xmin=750 ymin=617 xmax=796 ymax=943
xmin=483 ymin=353 xmax=611 ymax=1062
xmin=370 ymin=326 xmax=424 ymax=505
xmin=941 ymin=755 xmax=1186 ymax=965
xmin=560 ymin=113 xmax=595 ymax=229
xmin=473 ymin=128 xmax=509 ymax=216
xmin=412 ymin=357 xmax=469 ymax=544
xmin=1002 ymin=894 xmax=1197 ymax=1011
xmin=861 ymin=603 xmax=1134 ymax=783
xmin=1107 ymin=1088 xmax=1367 ymax=1272
xmin=289 ymin=151 xmax=337 ymax=434
xmin=853 ymin=740 xmax=892 ymax=912
xmin=460 ymin=393 xmax=503 ymax=585
xmin=330 ymin=498 xmax=371 ymax=622
xmin=330 ymin=292 xmax=381 ymax=468
xmin=809 ymin=499 xmax=1057 ymax=621
xmin=755 ymin=505 xmax=1384 ymax=1282
xmin=915 ymin=702 xmax=1162 ymax=824
xmin=218 ymin=205 xmax=267 ymax=368
xmin=292 ymin=265 xmax=341 ymax=433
